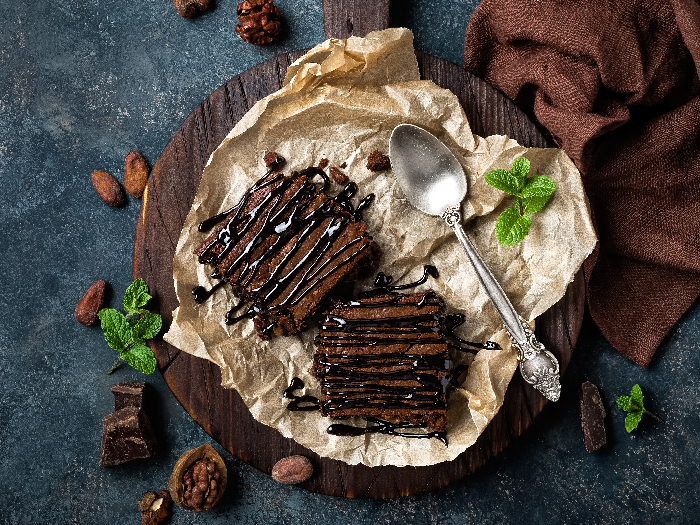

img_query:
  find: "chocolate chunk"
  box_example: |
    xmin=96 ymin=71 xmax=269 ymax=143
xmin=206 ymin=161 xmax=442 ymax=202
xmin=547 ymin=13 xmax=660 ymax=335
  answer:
xmin=579 ymin=381 xmax=606 ymax=452
xmin=317 ymin=157 xmax=329 ymax=169
xmin=110 ymin=381 xmax=146 ymax=411
xmin=100 ymin=407 xmax=159 ymax=466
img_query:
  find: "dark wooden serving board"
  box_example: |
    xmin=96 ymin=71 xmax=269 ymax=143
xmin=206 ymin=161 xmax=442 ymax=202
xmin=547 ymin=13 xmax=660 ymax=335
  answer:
xmin=132 ymin=0 xmax=585 ymax=498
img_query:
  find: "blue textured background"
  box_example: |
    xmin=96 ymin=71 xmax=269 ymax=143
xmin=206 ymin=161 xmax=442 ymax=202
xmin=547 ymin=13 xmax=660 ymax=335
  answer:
xmin=1 ymin=1 xmax=698 ymax=523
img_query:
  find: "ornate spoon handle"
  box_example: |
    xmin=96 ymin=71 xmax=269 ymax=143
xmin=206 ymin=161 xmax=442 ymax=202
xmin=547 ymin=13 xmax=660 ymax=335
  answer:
xmin=442 ymin=207 xmax=561 ymax=401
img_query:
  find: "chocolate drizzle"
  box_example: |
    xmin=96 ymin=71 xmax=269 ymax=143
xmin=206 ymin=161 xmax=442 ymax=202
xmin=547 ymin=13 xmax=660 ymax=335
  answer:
xmin=444 ymin=313 xmax=501 ymax=353
xmin=192 ymin=166 xmax=378 ymax=337
xmin=327 ymin=418 xmax=447 ymax=445
xmin=191 ymin=279 xmax=227 ymax=304
xmin=283 ymin=377 xmax=319 ymax=411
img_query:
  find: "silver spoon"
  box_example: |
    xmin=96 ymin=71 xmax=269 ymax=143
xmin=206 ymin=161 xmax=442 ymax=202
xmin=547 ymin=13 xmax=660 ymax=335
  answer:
xmin=389 ymin=124 xmax=561 ymax=401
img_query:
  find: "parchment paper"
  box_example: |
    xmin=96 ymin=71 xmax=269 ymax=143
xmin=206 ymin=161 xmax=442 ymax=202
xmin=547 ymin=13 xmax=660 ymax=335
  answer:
xmin=164 ymin=28 xmax=597 ymax=467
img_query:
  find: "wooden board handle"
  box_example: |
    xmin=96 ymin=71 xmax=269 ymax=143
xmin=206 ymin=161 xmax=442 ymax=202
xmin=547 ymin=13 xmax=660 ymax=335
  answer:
xmin=322 ymin=0 xmax=391 ymax=39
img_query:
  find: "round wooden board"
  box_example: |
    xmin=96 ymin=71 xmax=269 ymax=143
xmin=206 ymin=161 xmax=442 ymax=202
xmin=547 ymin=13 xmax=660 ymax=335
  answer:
xmin=132 ymin=49 xmax=585 ymax=498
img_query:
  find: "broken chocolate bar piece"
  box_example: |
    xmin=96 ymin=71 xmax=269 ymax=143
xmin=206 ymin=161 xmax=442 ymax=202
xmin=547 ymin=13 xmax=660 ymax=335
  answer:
xmin=110 ymin=381 xmax=146 ymax=411
xmin=100 ymin=406 xmax=159 ymax=466
xmin=579 ymin=381 xmax=606 ymax=452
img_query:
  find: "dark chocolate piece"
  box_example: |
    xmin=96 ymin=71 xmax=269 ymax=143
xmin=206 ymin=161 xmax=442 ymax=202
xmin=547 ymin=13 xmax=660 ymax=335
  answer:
xmin=579 ymin=381 xmax=606 ymax=452
xmin=99 ymin=407 xmax=159 ymax=466
xmin=110 ymin=381 xmax=146 ymax=411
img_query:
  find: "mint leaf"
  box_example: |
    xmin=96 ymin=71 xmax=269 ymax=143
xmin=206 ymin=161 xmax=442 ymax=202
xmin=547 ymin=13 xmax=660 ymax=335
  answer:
xmin=123 ymin=278 xmax=151 ymax=315
xmin=121 ymin=343 xmax=157 ymax=374
xmin=97 ymin=309 xmax=131 ymax=352
xmin=522 ymin=194 xmax=551 ymax=214
xmin=630 ymin=384 xmax=644 ymax=406
xmin=510 ymin=157 xmax=530 ymax=187
xmin=484 ymin=169 xmax=521 ymax=195
xmin=625 ymin=412 xmax=643 ymax=433
xmin=521 ymin=176 xmax=556 ymax=198
xmin=616 ymin=395 xmax=632 ymax=411
xmin=93 ymin=279 xmax=162 ymax=375
xmin=495 ymin=208 xmax=532 ymax=246
xmin=616 ymin=384 xmax=662 ymax=433
xmin=485 ymin=159 xmax=555 ymax=246
xmin=131 ymin=312 xmax=162 ymax=343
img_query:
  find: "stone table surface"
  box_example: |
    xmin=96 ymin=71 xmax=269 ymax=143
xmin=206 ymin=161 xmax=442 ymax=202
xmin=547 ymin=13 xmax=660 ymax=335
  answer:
xmin=1 ymin=1 xmax=698 ymax=523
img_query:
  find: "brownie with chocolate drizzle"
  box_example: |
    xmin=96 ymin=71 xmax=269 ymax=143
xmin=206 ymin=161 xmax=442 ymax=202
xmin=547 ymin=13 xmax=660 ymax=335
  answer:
xmin=193 ymin=165 xmax=380 ymax=339
xmin=313 ymin=288 xmax=452 ymax=439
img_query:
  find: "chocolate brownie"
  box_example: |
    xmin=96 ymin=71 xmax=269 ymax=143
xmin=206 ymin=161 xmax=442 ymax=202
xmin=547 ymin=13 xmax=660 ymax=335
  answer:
xmin=194 ymin=168 xmax=380 ymax=339
xmin=313 ymin=290 xmax=451 ymax=434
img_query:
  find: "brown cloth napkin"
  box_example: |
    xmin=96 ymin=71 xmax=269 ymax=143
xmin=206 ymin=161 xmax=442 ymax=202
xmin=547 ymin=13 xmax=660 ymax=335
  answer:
xmin=463 ymin=0 xmax=700 ymax=367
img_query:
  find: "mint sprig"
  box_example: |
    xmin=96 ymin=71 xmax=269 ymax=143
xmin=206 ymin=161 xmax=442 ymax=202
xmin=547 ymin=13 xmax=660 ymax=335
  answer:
xmin=97 ymin=278 xmax=160 ymax=375
xmin=615 ymin=384 xmax=663 ymax=433
xmin=484 ymin=158 xmax=555 ymax=245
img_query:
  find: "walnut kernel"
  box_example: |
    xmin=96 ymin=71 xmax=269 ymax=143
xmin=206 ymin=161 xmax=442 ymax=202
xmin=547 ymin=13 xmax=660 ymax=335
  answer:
xmin=235 ymin=0 xmax=283 ymax=45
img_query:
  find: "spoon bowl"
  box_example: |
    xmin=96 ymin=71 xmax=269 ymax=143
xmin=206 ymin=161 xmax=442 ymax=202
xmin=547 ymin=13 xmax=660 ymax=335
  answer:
xmin=388 ymin=124 xmax=561 ymax=402
xmin=389 ymin=124 xmax=466 ymax=216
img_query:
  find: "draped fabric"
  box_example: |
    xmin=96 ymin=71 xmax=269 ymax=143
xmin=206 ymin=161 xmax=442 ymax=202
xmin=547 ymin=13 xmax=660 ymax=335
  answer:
xmin=464 ymin=0 xmax=700 ymax=366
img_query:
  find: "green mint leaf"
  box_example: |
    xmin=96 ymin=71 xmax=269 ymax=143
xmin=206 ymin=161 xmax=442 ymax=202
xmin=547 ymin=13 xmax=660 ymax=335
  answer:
xmin=495 ymin=208 xmax=532 ymax=246
xmin=97 ymin=308 xmax=131 ymax=352
xmin=521 ymin=175 xmax=556 ymax=198
xmin=131 ymin=312 xmax=162 ymax=343
xmin=616 ymin=395 xmax=632 ymax=412
xmin=625 ymin=411 xmax=643 ymax=433
xmin=630 ymin=384 xmax=644 ymax=406
xmin=123 ymin=278 xmax=152 ymax=315
xmin=522 ymin=194 xmax=552 ymax=214
xmin=121 ymin=343 xmax=157 ymax=374
xmin=510 ymin=157 xmax=530 ymax=187
xmin=484 ymin=169 xmax=521 ymax=195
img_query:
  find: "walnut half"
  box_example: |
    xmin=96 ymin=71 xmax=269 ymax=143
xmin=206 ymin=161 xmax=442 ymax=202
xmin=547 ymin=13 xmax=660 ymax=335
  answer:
xmin=168 ymin=443 xmax=228 ymax=512
xmin=235 ymin=0 xmax=283 ymax=45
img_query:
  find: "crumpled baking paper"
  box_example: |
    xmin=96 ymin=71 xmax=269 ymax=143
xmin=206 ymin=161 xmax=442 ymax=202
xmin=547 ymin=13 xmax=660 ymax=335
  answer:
xmin=164 ymin=28 xmax=597 ymax=467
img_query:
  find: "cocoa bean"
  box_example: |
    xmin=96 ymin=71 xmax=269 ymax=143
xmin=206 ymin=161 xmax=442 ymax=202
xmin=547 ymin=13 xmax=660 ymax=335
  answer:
xmin=75 ymin=280 xmax=107 ymax=326
xmin=271 ymin=455 xmax=313 ymax=485
xmin=91 ymin=170 xmax=125 ymax=207
xmin=124 ymin=150 xmax=149 ymax=198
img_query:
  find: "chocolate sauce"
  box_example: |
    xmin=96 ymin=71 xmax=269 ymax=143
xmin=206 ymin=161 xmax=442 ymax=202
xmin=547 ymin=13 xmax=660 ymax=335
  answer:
xmin=191 ymin=279 xmax=227 ymax=304
xmin=354 ymin=193 xmax=375 ymax=221
xmin=362 ymin=265 xmax=439 ymax=298
xmin=297 ymin=166 xmax=331 ymax=193
xmin=192 ymin=168 xmax=376 ymax=330
xmin=444 ymin=313 xmax=501 ymax=352
xmin=327 ymin=418 xmax=447 ymax=445
xmin=283 ymin=377 xmax=320 ymax=411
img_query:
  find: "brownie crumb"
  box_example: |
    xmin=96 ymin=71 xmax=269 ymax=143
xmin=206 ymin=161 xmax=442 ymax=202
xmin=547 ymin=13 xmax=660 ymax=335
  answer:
xmin=317 ymin=158 xmax=329 ymax=170
xmin=329 ymin=166 xmax=348 ymax=185
xmin=264 ymin=151 xmax=285 ymax=170
xmin=366 ymin=150 xmax=391 ymax=172
xmin=339 ymin=162 xmax=347 ymax=169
